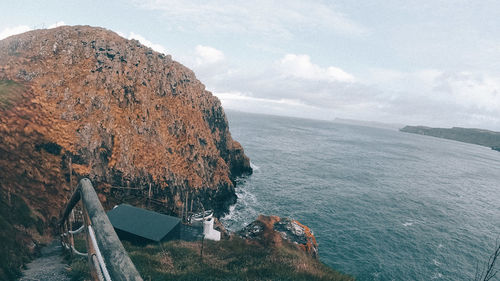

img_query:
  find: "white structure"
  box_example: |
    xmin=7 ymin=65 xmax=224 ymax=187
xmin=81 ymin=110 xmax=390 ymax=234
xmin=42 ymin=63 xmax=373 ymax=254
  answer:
xmin=203 ymin=218 xmax=221 ymax=241
xmin=191 ymin=210 xmax=213 ymax=223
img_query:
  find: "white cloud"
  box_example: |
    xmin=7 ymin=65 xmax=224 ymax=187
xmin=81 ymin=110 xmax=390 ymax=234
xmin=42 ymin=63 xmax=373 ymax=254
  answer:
xmin=360 ymin=67 xmax=500 ymax=128
xmin=175 ymin=45 xmax=230 ymax=84
xmin=432 ymin=71 xmax=500 ymax=112
xmin=196 ymin=52 xmax=367 ymax=119
xmin=0 ymin=22 xmax=68 ymax=41
xmin=126 ymin=32 xmax=167 ymax=54
xmin=364 ymin=68 xmax=442 ymax=94
xmin=365 ymin=67 xmax=500 ymax=113
xmin=215 ymin=91 xmax=327 ymax=119
xmin=202 ymin=55 xmax=500 ymax=129
xmin=195 ymin=45 xmax=225 ymax=65
xmin=278 ymin=54 xmax=355 ymax=83
xmin=0 ymin=25 xmax=31 ymax=40
xmin=48 ymin=21 xmax=66 ymax=29
xmin=217 ymin=91 xmax=309 ymax=107
xmin=134 ymin=0 xmax=366 ymax=38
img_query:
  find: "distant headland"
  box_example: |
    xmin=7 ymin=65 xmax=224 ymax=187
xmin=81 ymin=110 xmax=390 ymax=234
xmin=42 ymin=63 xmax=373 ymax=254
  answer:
xmin=400 ymin=126 xmax=500 ymax=152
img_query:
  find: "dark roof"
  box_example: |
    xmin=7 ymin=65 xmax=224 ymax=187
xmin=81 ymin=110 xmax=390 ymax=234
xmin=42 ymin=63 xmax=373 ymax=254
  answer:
xmin=107 ymin=204 xmax=180 ymax=242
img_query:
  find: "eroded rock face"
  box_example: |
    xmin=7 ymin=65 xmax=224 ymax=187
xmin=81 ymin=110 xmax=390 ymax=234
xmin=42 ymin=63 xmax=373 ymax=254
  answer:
xmin=0 ymin=26 xmax=251 ymax=230
xmin=238 ymin=215 xmax=318 ymax=258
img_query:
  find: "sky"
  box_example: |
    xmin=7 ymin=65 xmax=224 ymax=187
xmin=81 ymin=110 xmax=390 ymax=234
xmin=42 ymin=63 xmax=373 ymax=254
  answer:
xmin=1 ymin=0 xmax=500 ymax=130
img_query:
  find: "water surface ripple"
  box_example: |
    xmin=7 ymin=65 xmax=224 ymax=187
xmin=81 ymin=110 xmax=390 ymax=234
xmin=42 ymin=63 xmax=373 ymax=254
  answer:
xmin=222 ymin=111 xmax=500 ymax=281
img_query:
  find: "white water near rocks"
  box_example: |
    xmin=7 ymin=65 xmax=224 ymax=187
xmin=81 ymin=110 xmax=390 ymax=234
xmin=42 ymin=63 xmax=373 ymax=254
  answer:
xmin=221 ymin=110 xmax=500 ymax=281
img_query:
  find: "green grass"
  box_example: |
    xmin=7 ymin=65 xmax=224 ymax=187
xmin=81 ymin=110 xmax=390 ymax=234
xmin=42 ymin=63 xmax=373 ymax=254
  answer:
xmin=123 ymin=237 xmax=355 ymax=281
xmin=66 ymin=257 xmax=90 ymax=281
xmin=0 ymin=80 xmax=24 ymax=109
xmin=73 ymin=235 xmax=87 ymax=253
xmin=64 ymin=235 xmax=91 ymax=281
xmin=64 ymin=223 xmax=354 ymax=280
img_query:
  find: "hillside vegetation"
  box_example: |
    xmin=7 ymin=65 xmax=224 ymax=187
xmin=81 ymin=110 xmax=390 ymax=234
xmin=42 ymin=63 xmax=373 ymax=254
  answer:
xmin=122 ymin=238 xmax=354 ymax=281
xmin=0 ymin=191 xmax=45 ymax=280
xmin=0 ymin=80 xmax=24 ymax=109
xmin=68 ymin=231 xmax=354 ymax=280
xmin=0 ymin=25 xmax=251 ymax=278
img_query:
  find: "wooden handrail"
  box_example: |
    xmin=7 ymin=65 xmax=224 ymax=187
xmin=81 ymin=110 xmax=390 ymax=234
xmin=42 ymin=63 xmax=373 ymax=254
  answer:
xmin=60 ymin=178 xmax=143 ymax=281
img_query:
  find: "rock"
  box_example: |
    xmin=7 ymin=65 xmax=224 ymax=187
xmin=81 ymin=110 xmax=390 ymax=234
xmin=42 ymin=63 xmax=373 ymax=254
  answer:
xmin=213 ymin=217 xmax=230 ymax=240
xmin=0 ymin=26 xmax=252 ymax=272
xmin=0 ymin=25 xmax=252 ymax=223
xmin=238 ymin=215 xmax=319 ymax=258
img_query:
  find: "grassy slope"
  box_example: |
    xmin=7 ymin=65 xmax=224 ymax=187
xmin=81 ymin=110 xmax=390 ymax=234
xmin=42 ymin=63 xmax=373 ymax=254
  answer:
xmin=0 ymin=80 xmax=32 ymax=280
xmin=121 ymin=237 xmax=354 ymax=281
xmin=68 ymin=236 xmax=354 ymax=280
xmin=0 ymin=192 xmax=44 ymax=280
xmin=0 ymin=80 xmax=24 ymax=109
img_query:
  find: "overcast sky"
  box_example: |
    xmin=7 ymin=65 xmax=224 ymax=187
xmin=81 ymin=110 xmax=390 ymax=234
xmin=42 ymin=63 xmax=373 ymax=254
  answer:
xmin=2 ymin=0 xmax=500 ymax=130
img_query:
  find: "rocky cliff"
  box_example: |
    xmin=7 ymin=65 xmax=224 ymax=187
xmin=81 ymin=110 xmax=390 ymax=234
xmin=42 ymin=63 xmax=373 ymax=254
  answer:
xmin=0 ymin=25 xmax=251 ymax=262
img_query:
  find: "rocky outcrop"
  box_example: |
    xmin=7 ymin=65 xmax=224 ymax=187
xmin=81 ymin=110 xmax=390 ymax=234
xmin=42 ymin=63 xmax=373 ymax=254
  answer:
xmin=238 ymin=215 xmax=318 ymax=258
xmin=0 ymin=25 xmax=251 ymax=233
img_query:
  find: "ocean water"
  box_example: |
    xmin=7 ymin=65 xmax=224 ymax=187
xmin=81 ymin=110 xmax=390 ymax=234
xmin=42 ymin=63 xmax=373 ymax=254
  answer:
xmin=221 ymin=110 xmax=500 ymax=281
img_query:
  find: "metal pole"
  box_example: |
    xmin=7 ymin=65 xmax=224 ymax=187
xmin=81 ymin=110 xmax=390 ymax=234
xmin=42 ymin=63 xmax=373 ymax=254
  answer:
xmin=148 ymin=183 xmax=152 ymax=208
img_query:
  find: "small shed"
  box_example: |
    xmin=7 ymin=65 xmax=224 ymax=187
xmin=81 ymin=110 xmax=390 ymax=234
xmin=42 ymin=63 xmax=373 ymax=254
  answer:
xmin=107 ymin=204 xmax=181 ymax=244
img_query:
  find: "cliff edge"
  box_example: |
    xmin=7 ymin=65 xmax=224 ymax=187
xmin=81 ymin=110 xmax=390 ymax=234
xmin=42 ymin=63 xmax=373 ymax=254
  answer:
xmin=0 ymin=25 xmax=251 ymax=279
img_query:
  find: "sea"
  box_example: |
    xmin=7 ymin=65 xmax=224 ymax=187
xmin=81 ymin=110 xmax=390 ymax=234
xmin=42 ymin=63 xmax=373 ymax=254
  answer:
xmin=220 ymin=110 xmax=500 ymax=281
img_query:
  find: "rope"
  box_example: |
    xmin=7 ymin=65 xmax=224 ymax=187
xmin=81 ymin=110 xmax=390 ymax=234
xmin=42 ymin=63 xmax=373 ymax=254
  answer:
xmin=88 ymin=225 xmax=112 ymax=281
xmin=60 ymin=241 xmax=88 ymax=257
xmin=69 ymin=225 xmax=84 ymax=235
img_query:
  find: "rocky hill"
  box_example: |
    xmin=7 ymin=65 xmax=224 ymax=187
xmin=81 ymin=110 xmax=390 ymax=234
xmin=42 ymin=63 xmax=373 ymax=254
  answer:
xmin=0 ymin=25 xmax=251 ymax=279
xmin=400 ymin=125 xmax=500 ymax=151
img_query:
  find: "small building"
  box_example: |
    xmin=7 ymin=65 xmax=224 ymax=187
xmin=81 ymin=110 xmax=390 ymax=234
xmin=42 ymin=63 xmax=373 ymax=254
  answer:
xmin=107 ymin=204 xmax=181 ymax=244
xmin=203 ymin=218 xmax=221 ymax=241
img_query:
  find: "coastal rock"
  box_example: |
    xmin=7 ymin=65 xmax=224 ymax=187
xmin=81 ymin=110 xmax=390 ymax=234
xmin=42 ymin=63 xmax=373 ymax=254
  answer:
xmin=0 ymin=25 xmax=251 ymax=229
xmin=213 ymin=217 xmax=230 ymax=239
xmin=238 ymin=215 xmax=318 ymax=258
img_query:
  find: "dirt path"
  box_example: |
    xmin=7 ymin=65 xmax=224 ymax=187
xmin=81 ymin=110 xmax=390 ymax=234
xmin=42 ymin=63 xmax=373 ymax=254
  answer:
xmin=19 ymin=240 xmax=70 ymax=281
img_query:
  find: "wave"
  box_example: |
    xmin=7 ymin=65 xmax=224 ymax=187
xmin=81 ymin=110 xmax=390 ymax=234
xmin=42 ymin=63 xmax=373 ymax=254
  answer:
xmin=221 ymin=186 xmax=259 ymax=231
xmin=431 ymin=272 xmax=443 ymax=279
xmin=250 ymin=161 xmax=260 ymax=172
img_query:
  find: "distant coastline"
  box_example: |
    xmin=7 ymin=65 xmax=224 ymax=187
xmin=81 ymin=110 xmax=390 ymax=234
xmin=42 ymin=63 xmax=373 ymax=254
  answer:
xmin=400 ymin=125 xmax=500 ymax=151
xmin=334 ymin=118 xmax=404 ymax=130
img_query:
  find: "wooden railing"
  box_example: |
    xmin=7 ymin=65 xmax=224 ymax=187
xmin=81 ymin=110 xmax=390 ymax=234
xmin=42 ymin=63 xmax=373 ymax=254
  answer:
xmin=60 ymin=178 xmax=143 ymax=281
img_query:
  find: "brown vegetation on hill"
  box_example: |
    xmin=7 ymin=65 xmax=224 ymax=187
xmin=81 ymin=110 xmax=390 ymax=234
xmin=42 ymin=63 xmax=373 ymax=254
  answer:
xmin=0 ymin=25 xmax=251 ymax=279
